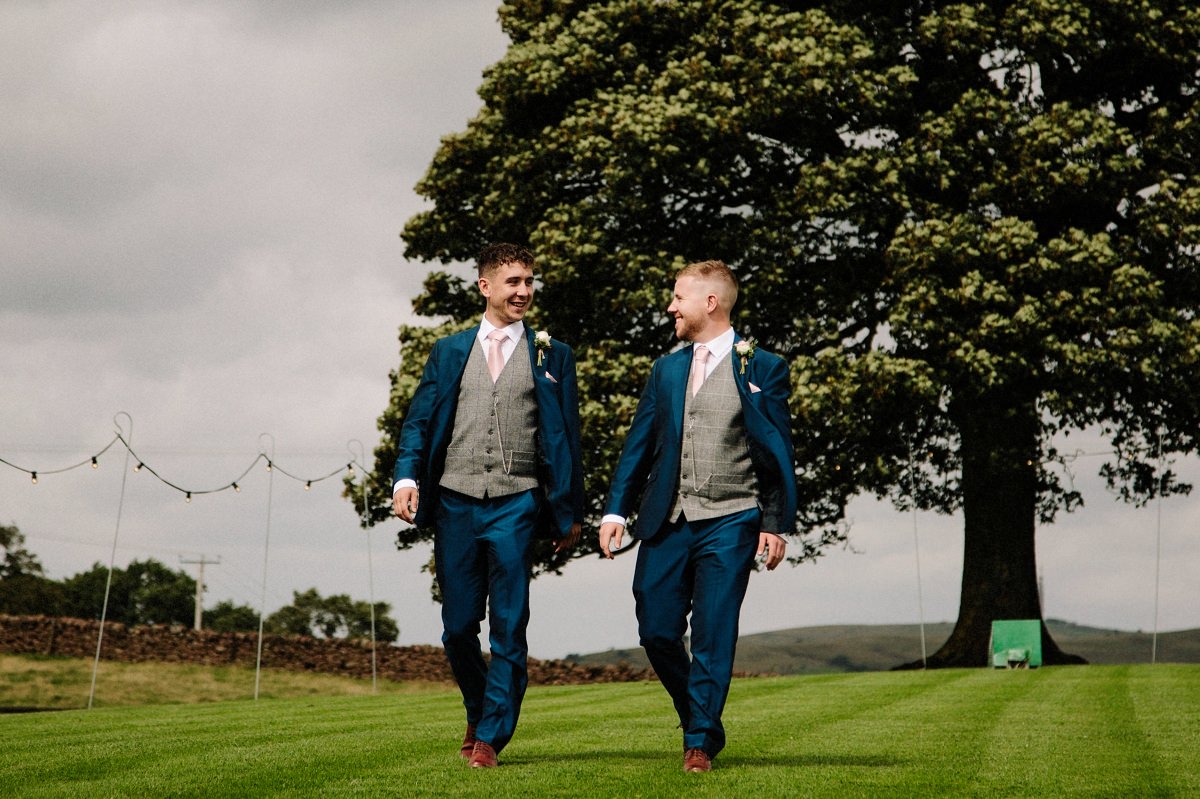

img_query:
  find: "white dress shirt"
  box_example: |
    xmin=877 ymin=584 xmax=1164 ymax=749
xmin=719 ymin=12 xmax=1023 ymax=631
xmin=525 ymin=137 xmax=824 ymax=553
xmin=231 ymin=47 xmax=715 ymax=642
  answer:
xmin=478 ymin=316 xmax=525 ymax=370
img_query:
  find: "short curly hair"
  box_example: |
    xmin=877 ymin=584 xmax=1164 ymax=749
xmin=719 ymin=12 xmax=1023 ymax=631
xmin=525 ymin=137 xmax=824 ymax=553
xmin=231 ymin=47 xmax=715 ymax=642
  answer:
xmin=477 ymin=243 xmax=535 ymax=278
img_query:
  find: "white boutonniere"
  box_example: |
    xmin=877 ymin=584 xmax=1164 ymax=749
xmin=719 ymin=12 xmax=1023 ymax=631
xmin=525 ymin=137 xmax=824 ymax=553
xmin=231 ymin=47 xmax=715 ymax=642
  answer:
xmin=534 ymin=330 xmax=552 ymax=366
xmin=734 ymin=339 xmax=756 ymax=374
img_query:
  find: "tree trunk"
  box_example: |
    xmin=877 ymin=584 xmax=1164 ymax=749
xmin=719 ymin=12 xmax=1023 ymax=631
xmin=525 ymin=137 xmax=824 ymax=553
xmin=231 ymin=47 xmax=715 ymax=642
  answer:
xmin=899 ymin=395 xmax=1086 ymax=669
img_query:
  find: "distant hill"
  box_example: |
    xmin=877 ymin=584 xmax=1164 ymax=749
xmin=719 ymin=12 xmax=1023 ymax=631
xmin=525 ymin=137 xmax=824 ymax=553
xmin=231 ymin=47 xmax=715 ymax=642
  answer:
xmin=564 ymin=620 xmax=1200 ymax=674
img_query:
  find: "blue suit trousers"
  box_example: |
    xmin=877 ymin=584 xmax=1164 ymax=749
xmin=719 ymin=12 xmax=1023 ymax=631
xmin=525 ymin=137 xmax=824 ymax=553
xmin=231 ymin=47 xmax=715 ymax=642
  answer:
xmin=435 ymin=488 xmax=538 ymax=754
xmin=633 ymin=506 xmax=760 ymax=758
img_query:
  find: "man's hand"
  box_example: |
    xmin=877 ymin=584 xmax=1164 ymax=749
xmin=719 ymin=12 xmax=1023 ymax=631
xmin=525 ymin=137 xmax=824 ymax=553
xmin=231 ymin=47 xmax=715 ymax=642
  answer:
xmin=393 ymin=487 xmax=419 ymax=524
xmin=757 ymin=532 xmax=786 ymax=570
xmin=599 ymin=521 xmax=625 ymax=559
xmin=555 ymin=522 xmax=582 ymax=553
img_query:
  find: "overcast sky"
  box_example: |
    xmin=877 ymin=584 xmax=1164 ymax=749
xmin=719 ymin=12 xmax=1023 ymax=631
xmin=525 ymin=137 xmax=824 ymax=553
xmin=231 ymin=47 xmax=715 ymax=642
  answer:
xmin=2 ymin=1 xmax=1196 ymax=662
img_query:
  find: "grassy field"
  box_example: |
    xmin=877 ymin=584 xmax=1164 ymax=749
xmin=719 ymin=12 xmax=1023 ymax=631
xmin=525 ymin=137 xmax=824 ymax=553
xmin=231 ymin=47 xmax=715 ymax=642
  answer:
xmin=2 ymin=659 xmax=1197 ymax=798
xmin=0 ymin=654 xmax=450 ymax=709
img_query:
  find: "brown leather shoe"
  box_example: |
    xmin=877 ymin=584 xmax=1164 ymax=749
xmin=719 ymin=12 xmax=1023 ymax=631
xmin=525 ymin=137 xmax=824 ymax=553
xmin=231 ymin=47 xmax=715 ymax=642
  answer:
xmin=469 ymin=741 xmax=498 ymax=768
xmin=459 ymin=724 xmax=477 ymax=759
xmin=684 ymin=748 xmax=712 ymax=773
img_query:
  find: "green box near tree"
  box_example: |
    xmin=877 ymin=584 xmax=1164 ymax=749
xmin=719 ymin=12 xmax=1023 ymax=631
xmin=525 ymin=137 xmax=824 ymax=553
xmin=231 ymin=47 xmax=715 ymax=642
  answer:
xmin=991 ymin=620 xmax=1043 ymax=668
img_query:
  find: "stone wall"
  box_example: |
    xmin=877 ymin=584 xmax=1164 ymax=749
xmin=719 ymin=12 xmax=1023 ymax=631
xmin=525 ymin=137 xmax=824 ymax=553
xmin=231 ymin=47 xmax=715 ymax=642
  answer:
xmin=0 ymin=614 xmax=653 ymax=686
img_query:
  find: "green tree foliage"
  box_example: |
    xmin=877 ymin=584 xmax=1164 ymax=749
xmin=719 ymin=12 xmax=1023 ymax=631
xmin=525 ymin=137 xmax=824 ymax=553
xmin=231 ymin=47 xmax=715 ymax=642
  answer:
xmin=0 ymin=525 xmax=66 ymax=615
xmin=1 ymin=523 xmax=44 ymax=580
xmin=0 ymin=574 xmax=66 ymax=617
xmin=353 ymin=1 xmax=1200 ymax=666
xmin=61 ymin=560 xmax=195 ymax=627
xmin=266 ymin=588 xmax=400 ymax=643
xmin=1 ymin=530 xmax=197 ymax=623
xmin=204 ymin=600 xmax=260 ymax=633
xmin=0 ymin=532 xmax=401 ymax=643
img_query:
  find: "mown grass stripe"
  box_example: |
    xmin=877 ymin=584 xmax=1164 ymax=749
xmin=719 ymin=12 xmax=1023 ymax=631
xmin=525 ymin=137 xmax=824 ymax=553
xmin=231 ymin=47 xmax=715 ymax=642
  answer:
xmin=791 ymin=669 xmax=1039 ymax=798
xmin=1126 ymin=665 xmax=1200 ymax=797
xmin=2 ymin=666 xmax=1197 ymax=798
xmin=967 ymin=666 xmax=1162 ymax=797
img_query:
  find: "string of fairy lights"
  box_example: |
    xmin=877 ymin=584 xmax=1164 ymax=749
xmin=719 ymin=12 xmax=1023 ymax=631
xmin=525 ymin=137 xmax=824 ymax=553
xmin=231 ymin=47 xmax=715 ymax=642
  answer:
xmin=1 ymin=432 xmax=365 ymax=501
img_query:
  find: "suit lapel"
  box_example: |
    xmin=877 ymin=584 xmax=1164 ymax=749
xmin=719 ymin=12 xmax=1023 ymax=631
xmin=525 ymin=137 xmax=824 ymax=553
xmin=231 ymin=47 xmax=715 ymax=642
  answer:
xmin=524 ymin=327 xmax=547 ymax=382
xmin=445 ymin=327 xmax=477 ymax=387
xmin=425 ymin=327 xmax=477 ymax=481
xmin=664 ymin=346 xmax=691 ymax=435
xmin=523 ymin=327 xmax=558 ymax=417
xmin=730 ymin=332 xmax=772 ymax=443
xmin=731 ymin=332 xmax=751 ymax=398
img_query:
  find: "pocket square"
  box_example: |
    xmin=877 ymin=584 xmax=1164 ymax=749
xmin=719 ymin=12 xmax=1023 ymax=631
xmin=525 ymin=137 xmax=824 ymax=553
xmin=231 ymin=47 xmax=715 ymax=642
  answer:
xmin=749 ymin=382 xmax=762 ymax=394
xmin=545 ymin=371 xmax=558 ymax=384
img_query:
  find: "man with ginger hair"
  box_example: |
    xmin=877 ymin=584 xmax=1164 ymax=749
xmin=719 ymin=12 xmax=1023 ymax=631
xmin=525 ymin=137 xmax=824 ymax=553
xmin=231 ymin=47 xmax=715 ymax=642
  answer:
xmin=599 ymin=259 xmax=797 ymax=773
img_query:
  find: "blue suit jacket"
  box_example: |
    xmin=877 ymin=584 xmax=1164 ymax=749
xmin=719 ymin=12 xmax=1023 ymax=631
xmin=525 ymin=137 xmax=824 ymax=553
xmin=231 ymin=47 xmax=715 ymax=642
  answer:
xmin=393 ymin=325 xmax=585 ymax=538
xmin=604 ymin=335 xmax=797 ymax=539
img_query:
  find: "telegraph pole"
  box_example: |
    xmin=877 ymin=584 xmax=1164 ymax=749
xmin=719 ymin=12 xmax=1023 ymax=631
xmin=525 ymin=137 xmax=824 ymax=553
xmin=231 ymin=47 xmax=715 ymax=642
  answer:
xmin=180 ymin=555 xmax=221 ymax=631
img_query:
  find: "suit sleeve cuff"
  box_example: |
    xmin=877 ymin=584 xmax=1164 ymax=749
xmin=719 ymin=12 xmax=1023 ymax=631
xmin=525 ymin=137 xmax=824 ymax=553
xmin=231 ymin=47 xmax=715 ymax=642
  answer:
xmin=600 ymin=514 xmax=627 ymax=527
xmin=394 ymin=479 xmax=417 ymax=494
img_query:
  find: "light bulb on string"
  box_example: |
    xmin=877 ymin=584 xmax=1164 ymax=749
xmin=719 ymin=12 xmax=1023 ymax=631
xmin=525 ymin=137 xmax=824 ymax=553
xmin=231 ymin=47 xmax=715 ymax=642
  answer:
xmin=232 ymin=482 xmax=240 ymax=493
xmin=185 ymin=492 xmax=192 ymax=503
xmin=31 ymin=472 xmax=38 ymax=485
xmin=265 ymin=461 xmax=272 ymax=472
xmin=91 ymin=457 xmax=98 ymax=469
xmin=134 ymin=462 xmax=143 ymax=473
xmin=305 ymin=481 xmax=312 ymax=491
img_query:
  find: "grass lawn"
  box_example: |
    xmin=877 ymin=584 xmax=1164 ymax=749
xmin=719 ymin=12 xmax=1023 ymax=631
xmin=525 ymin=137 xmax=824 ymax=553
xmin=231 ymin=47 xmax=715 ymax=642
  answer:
xmin=2 ymin=663 xmax=1197 ymax=798
xmin=0 ymin=654 xmax=450 ymax=709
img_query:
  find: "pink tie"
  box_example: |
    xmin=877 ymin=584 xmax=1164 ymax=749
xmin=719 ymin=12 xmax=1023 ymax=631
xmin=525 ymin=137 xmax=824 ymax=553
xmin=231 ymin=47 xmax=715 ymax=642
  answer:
xmin=487 ymin=330 xmax=507 ymax=383
xmin=690 ymin=345 xmax=710 ymax=397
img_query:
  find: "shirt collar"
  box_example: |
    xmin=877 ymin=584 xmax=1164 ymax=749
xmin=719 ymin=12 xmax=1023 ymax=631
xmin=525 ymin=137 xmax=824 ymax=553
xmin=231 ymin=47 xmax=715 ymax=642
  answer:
xmin=692 ymin=327 xmax=735 ymax=361
xmin=478 ymin=316 xmax=525 ymax=343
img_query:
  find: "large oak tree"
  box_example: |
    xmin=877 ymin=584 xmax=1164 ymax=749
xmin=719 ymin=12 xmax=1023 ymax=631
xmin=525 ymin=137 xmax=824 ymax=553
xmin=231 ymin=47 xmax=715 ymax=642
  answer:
xmin=353 ymin=0 xmax=1200 ymax=667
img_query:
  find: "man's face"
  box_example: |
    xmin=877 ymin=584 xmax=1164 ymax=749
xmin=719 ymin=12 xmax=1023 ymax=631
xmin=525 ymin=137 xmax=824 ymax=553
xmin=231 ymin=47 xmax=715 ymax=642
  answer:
xmin=667 ymin=274 xmax=710 ymax=342
xmin=479 ymin=261 xmax=535 ymax=326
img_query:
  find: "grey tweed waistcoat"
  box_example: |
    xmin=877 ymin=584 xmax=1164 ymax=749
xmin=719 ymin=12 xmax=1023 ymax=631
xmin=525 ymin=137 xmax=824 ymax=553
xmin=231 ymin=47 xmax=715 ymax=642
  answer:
xmin=439 ymin=336 xmax=539 ymax=499
xmin=670 ymin=355 xmax=759 ymax=523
